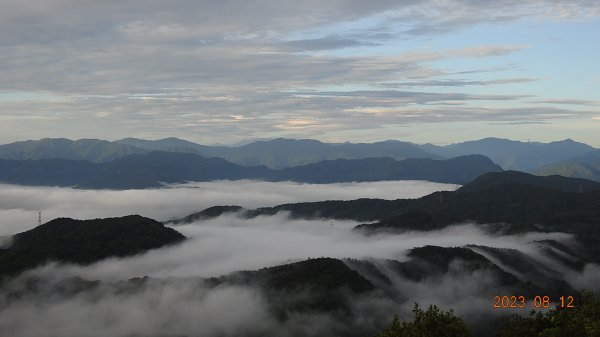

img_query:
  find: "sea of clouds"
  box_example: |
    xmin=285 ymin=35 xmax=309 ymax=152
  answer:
xmin=0 ymin=180 xmax=598 ymax=337
xmin=0 ymin=180 xmax=458 ymax=236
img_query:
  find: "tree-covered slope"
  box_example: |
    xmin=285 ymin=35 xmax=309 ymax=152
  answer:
xmin=0 ymin=215 xmax=185 ymax=279
xmin=182 ymin=171 xmax=600 ymax=260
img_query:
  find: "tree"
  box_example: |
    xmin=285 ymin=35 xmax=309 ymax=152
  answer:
xmin=376 ymin=303 xmax=471 ymax=337
xmin=498 ymin=292 xmax=600 ymax=337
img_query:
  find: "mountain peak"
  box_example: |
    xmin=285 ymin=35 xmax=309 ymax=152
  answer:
xmin=0 ymin=215 xmax=186 ymax=279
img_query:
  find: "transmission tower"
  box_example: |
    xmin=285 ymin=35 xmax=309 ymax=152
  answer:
xmin=38 ymin=211 xmax=42 ymax=226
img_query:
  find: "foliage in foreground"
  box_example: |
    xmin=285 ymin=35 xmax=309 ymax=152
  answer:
xmin=375 ymin=303 xmax=471 ymax=337
xmin=498 ymin=291 xmax=600 ymax=337
xmin=376 ymin=292 xmax=600 ymax=337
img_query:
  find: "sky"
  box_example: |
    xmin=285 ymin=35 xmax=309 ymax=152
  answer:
xmin=0 ymin=0 xmax=599 ymax=146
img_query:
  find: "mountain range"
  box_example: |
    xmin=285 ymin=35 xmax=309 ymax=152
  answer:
xmin=1 ymin=137 xmax=596 ymax=173
xmin=0 ymin=152 xmax=501 ymax=189
xmin=419 ymin=137 xmax=596 ymax=172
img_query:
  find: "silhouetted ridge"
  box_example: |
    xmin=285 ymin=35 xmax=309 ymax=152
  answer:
xmin=168 ymin=205 xmax=247 ymax=224
xmin=180 ymin=172 xmax=600 ymax=261
xmin=458 ymin=170 xmax=600 ymax=193
xmin=223 ymin=257 xmax=374 ymax=293
xmin=0 ymin=215 xmax=185 ymax=279
xmin=0 ymin=152 xmax=501 ymax=188
xmin=272 ymin=154 xmax=501 ymax=184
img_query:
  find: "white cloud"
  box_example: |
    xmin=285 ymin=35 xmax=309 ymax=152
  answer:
xmin=43 ymin=218 xmax=574 ymax=280
xmin=1 ymin=1 xmax=598 ymax=144
xmin=0 ymin=180 xmax=458 ymax=235
xmin=1 ymin=177 xmax=598 ymax=336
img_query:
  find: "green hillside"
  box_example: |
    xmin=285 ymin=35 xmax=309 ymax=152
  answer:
xmin=535 ymin=150 xmax=600 ymax=182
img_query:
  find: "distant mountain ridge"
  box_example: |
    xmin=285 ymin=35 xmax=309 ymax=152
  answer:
xmin=2 ymin=136 xmax=595 ymax=173
xmin=0 ymin=138 xmax=147 ymax=163
xmin=0 ymin=137 xmax=440 ymax=169
xmin=419 ymin=137 xmax=596 ymax=172
xmin=217 ymin=138 xmax=440 ymax=169
xmin=0 ymin=152 xmax=501 ymax=189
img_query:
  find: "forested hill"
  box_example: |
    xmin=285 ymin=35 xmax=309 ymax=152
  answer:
xmin=0 ymin=215 xmax=185 ymax=279
xmin=178 ymin=171 xmax=600 ymax=261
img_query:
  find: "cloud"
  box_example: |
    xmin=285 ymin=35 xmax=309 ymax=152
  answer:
xmin=533 ymin=98 xmax=599 ymax=106
xmin=2 ymin=1 xmax=599 ymax=144
xmin=0 ymin=278 xmax=278 ymax=337
xmin=376 ymin=78 xmax=539 ymax=88
xmin=566 ymin=264 xmax=600 ymax=292
xmin=34 ymin=218 xmax=574 ymax=280
xmin=0 ymin=235 xmax=11 ymax=248
xmin=2 ymin=215 xmax=594 ymax=336
xmin=0 ymin=180 xmax=458 ymax=236
xmin=1 ymin=178 xmax=598 ymax=336
xmin=276 ymin=36 xmax=379 ymax=52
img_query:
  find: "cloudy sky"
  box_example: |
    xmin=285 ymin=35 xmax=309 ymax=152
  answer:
xmin=1 ymin=0 xmax=599 ymax=146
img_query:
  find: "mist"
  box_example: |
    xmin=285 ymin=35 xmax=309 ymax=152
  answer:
xmin=1 ymin=180 xmax=598 ymax=337
xmin=0 ymin=180 xmax=457 ymax=236
xmin=2 ymin=212 xmax=594 ymax=337
xmin=34 ymin=214 xmax=576 ymax=280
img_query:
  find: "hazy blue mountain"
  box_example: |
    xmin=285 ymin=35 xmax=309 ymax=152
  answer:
xmin=0 ymin=138 xmax=147 ymax=163
xmin=80 ymin=152 xmax=271 ymax=189
xmin=534 ymin=150 xmax=600 ymax=182
xmin=116 ymin=137 xmax=214 ymax=154
xmin=0 ymin=158 xmax=103 ymax=186
xmin=419 ymin=138 xmax=596 ymax=171
xmin=119 ymin=137 xmax=440 ymax=169
xmin=215 ymin=138 xmax=440 ymax=169
xmin=272 ymin=155 xmax=501 ymax=184
xmin=0 ymin=152 xmax=501 ymax=189
xmin=4 ymin=137 xmax=596 ymax=171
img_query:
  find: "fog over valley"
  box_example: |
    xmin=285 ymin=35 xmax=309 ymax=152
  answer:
xmin=1 ymin=179 xmax=599 ymax=336
xmin=0 ymin=180 xmax=458 ymax=236
xmin=23 ymin=216 xmax=574 ymax=280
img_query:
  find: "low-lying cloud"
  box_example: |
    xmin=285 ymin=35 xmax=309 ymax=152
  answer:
xmin=2 ymin=213 xmax=595 ymax=337
xmin=1 ymin=179 xmax=598 ymax=337
xmin=0 ymin=180 xmax=457 ymax=236
xmin=40 ymin=216 xmax=575 ymax=280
